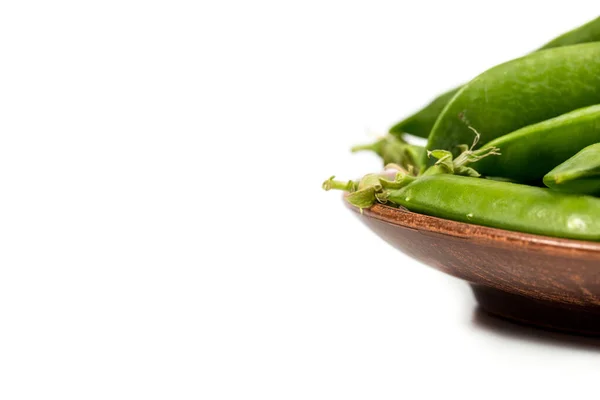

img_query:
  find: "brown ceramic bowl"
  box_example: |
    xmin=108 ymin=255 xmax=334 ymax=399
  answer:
xmin=347 ymin=201 xmax=600 ymax=336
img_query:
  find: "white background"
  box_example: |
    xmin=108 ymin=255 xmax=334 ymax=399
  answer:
xmin=1 ymin=1 xmax=600 ymax=399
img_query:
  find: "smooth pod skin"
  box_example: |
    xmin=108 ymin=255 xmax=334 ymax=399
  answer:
xmin=539 ymin=16 xmax=600 ymax=49
xmin=389 ymin=17 xmax=600 ymax=139
xmin=389 ymin=88 xmax=458 ymax=138
xmin=426 ymin=43 xmax=600 ymax=165
xmin=472 ymin=105 xmax=600 ymax=182
xmin=387 ymin=174 xmax=600 ymax=241
xmin=544 ymin=143 xmax=600 ymax=194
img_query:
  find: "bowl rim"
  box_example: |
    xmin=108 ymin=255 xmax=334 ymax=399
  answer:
xmin=346 ymin=200 xmax=600 ymax=257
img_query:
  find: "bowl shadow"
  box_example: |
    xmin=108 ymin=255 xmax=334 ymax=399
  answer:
xmin=472 ymin=306 xmax=600 ymax=352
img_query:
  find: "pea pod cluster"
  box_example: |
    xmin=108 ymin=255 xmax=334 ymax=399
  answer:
xmin=390 ymin=16 xmax=600 ymax=139
xmin=324 ymin=16 xmax=600 ymax=242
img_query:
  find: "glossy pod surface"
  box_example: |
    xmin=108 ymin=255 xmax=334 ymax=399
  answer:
xmin=540 ymin=16 xmax=600 ymax=49
xmin=426 ymin=43 xmax=600 ymax=164
xmin=390 ymin=17 xmax=600 ymax=139
xmin=389 ymin=88 xmax=458 ymax=138
xmin=544 ymin=143 xmax=600 ymax=194
xmin=388 ymin=174 xmax=600 ymax=241
xmin=473 ymin=105 xmax=600 ymax=181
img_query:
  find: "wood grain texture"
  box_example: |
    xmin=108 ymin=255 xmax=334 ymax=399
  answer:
xmin=346 ymin=200 xmax=600 ymax=334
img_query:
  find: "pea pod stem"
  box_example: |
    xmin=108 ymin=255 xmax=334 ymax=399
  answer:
xmin=322 ymin=171 xmax=414 ymax=209
xmin=324 ymin=134 xmax=500 ymax=209
xmin=351 ymin=142 xmax=383 ymax=153
xmin=322 ymin=176 xmax=357 ymax=192
xmin=350 ymin=135 xmax=427 ymax=174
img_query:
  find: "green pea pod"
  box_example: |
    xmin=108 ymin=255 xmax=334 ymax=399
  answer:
xmin=390 ymin=16 xmax=600 ymax=139
xmin=426 ymin=42 xmax=600 ymax=165
xmin=543 ymin=143 xmax=600 ymax=195
xmin=387 ymin=174 xmax=600 ymax=241
xmin=389 ymin=88 xmax=458 ymax=138
xmin=471 ymin=105 xmax=600 ymax=182
xmin=539 ymin=16 xmax=600 ymax=49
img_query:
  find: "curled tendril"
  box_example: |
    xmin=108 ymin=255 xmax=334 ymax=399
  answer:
xmin=425 ymin=126 xmax=501 ymax=177
xmin=323 ymin=127 xmax=501 ymax=210
xmin=453 ymin=126 xmax=501 ymax=169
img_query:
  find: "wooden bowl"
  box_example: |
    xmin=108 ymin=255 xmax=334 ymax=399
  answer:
xmin=347 ymin=201 xmax=600 ymax=335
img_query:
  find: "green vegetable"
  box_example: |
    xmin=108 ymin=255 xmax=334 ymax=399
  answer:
xmin=324 ymin=134 xmax=499 ymax=209
xmin=472 ymin=105 xmax=600 ymax=182
xmin=389 ymin=88 xmax=458 ymax=138
xmin=426 ymin=42 xmax=600 ymax=165
xmin=351 ymin=135 xmax=426 ymax=173
xmin=544 ymin=143 xmax=600 ymax=195
xmin=389 ymin=16 xmax=600 ymax=139
xmin=387 ymin=174 xmax=600 ymax=241
xmin=324 ymin=18 xmax=600 ymax=243
xmin=539 ymin=16 xmax=600 ymax=49
xmin=325 ymin=138 xmax=600 ymax=240
xmin=322 ymin=172 xmax=413 ymax=210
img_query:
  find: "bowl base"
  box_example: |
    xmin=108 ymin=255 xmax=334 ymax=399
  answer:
xmin=471 ymin=285 xmax=600 ymax=336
